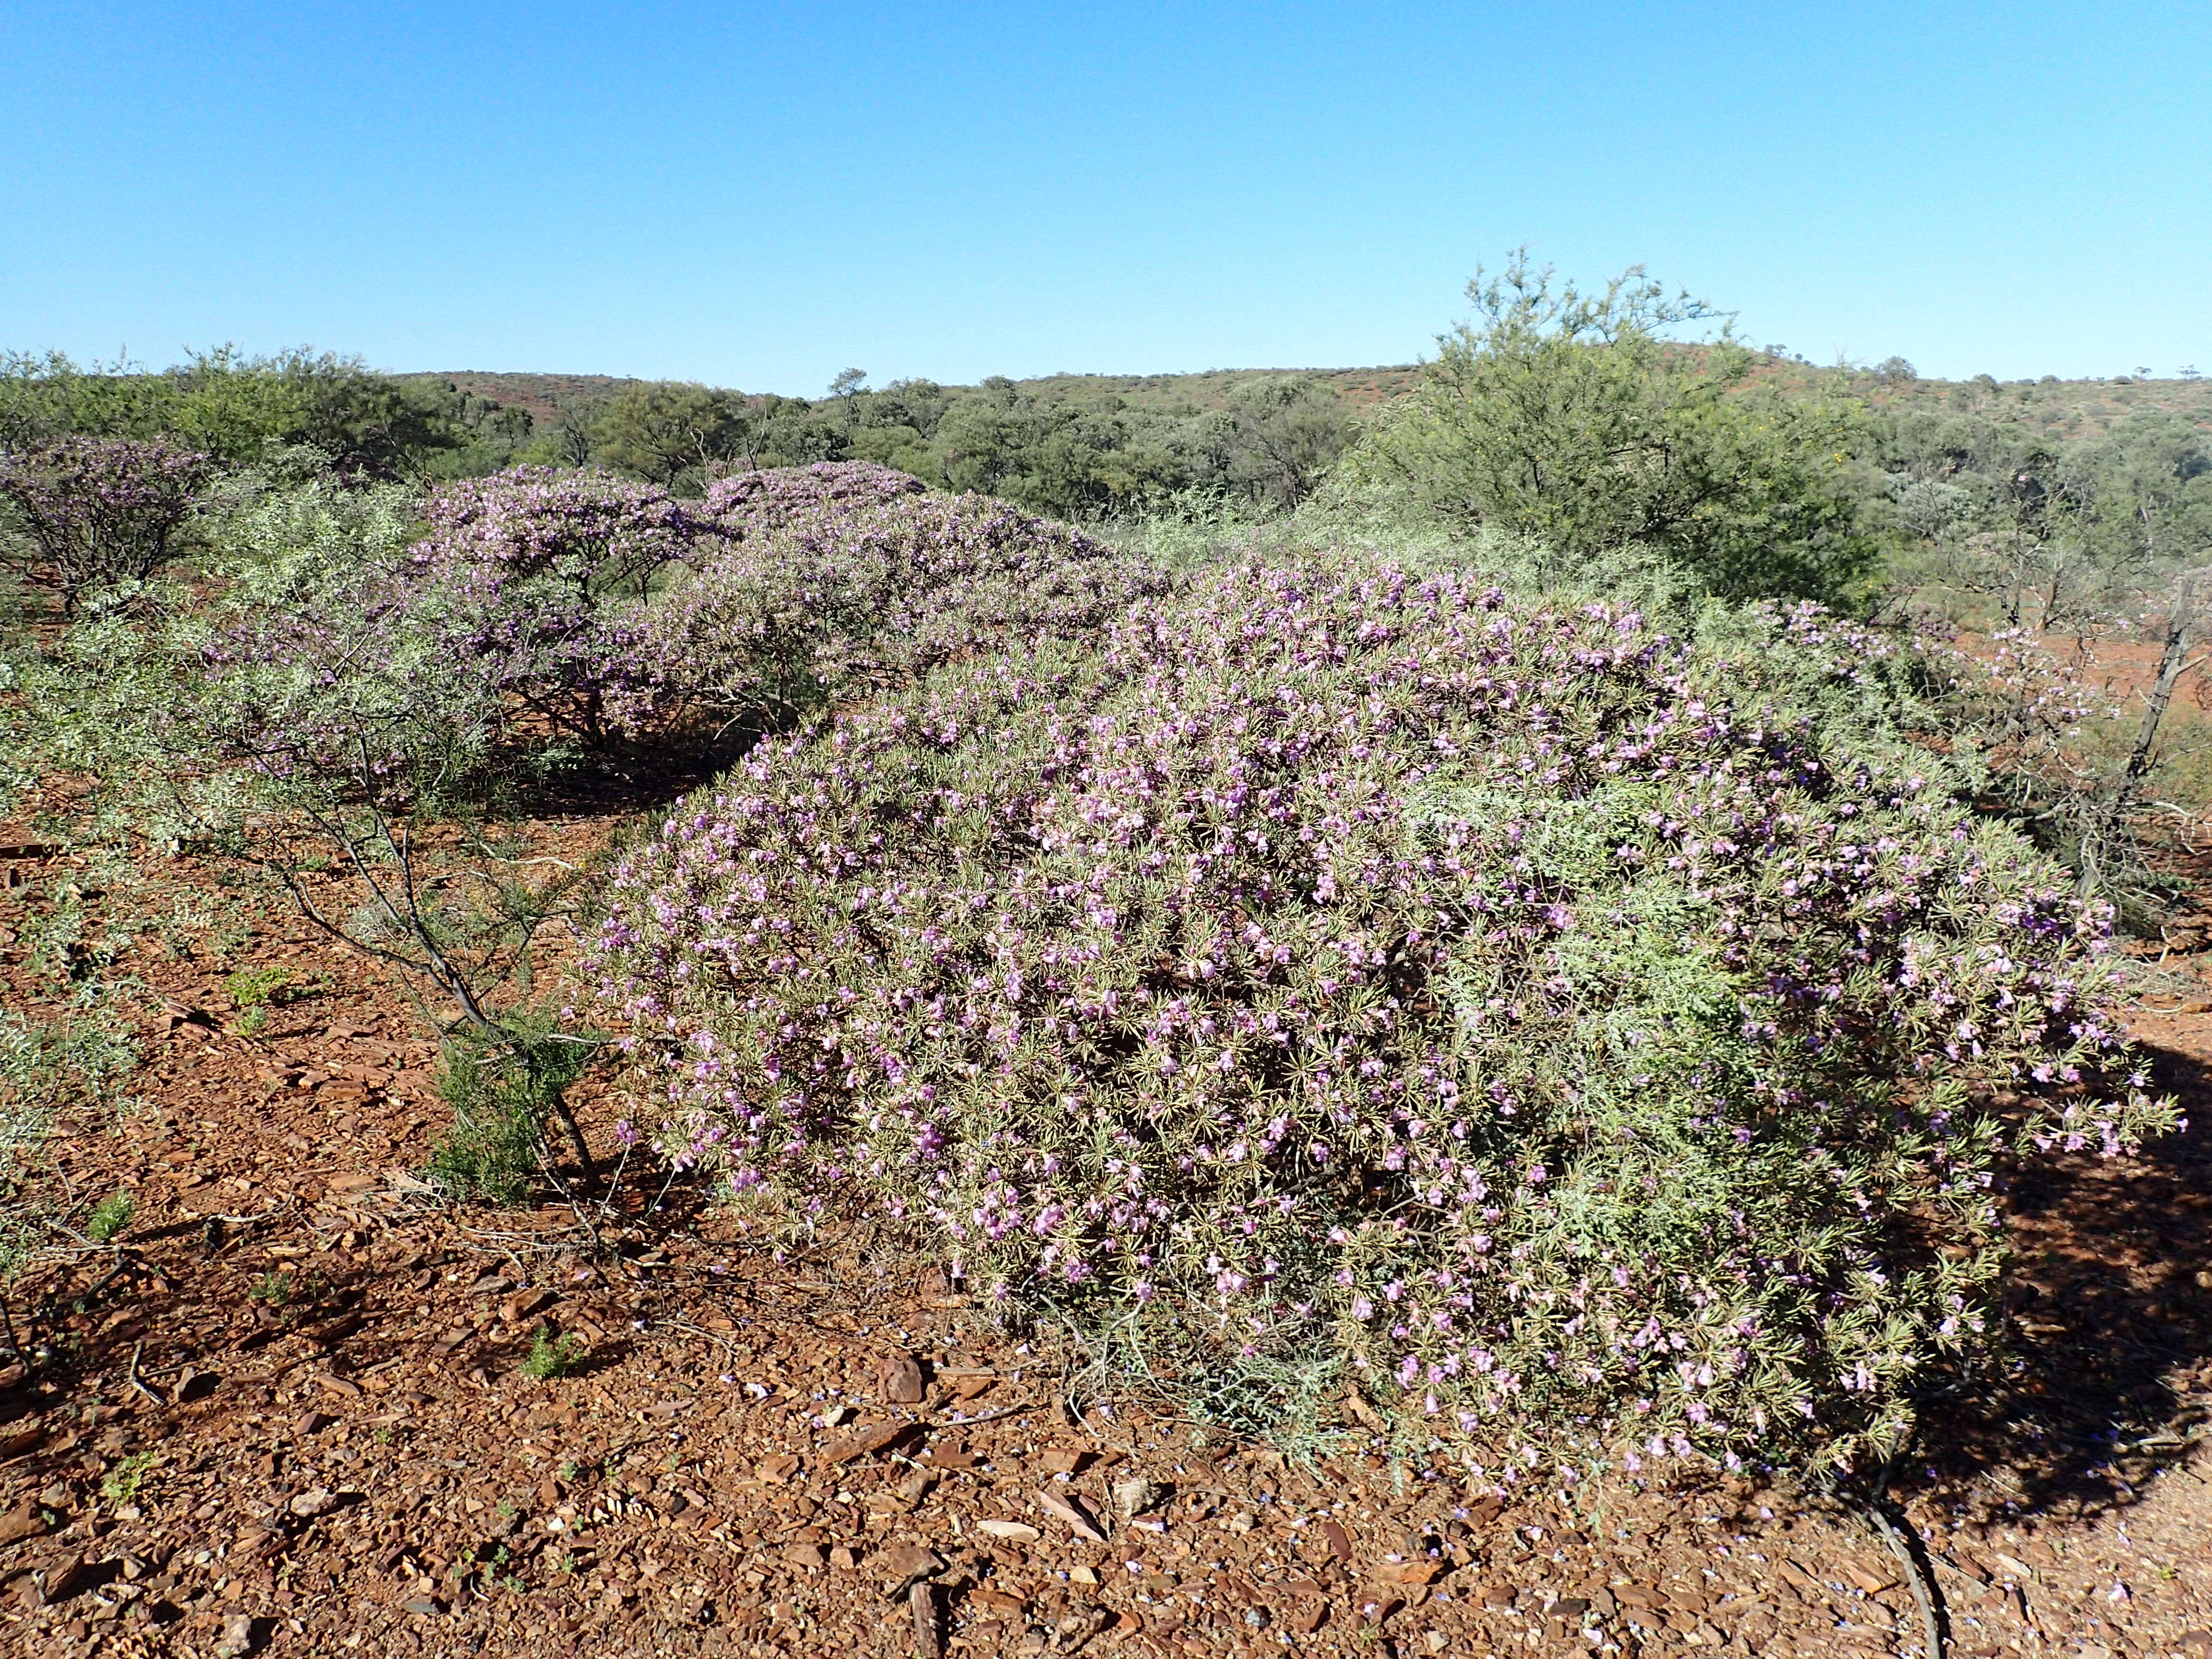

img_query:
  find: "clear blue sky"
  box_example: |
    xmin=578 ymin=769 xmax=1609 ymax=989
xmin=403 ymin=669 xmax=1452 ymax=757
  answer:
xmin=3 ymin=2 xmax=2206 ymax=393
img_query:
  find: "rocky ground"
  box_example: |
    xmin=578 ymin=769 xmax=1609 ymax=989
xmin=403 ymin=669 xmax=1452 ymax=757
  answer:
xmin=3 ymin=810 xmax=2212 ymax=1659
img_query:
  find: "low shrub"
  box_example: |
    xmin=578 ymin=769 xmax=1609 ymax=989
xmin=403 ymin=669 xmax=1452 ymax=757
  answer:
xmin=606 ymin=469 xmax=1166 ymax=734
xmin=588 ymin=559 xmax=2171 ymax=1479
xmin=427 ymin=1020 xmax=595 ymax=1205
xmin=519 ymin=1327 xmax=585 ymax=1380
xmin=0 ymin=435 xmax=213 ymax=613
xmin=84 ymin=1190 xmax=134 ymax=1244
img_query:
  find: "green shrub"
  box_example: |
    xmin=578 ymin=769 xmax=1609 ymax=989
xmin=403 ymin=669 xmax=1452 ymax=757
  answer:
xmin=589 ymin=559 xmax=2171 ymax=1481
xmin=1338 ymin=254 xmax=1875 ymax=602
xmin=426 ymin=1020 xmax=593 ymax=1205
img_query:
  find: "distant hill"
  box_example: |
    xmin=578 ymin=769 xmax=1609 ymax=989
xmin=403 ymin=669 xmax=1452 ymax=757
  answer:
xmin=410 ymin=373 xmax=641 ymax=426
xmin=1744 ymin=358 xmax=2212 ymax=442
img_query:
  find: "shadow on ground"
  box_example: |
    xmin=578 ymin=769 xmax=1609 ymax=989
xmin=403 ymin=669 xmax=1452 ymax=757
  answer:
xmin=1912 ymin=1040 xmax=2212 ymax=1516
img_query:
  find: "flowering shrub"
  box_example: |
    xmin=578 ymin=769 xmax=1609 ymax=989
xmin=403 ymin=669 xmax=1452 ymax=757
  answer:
xmin=606 ymin=476 xmax=1162 ymax=733
xmin=588 ymin=561 xmax=2172 ymax=1477
xmin=701 ymin=459 xmax=926 ymax=537
xmin=412 ymin=465 xmax=706 ymax=598
xmin=0 ymin=435 xmax=213 ymax=611
xmin=389 ymin=467 xmax=725 ymax=744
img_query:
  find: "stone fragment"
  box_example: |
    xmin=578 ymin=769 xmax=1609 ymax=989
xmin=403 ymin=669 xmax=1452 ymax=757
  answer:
xmin=868 ymin=1544 xmax=942 ymax=1583
xmin=826 ymin=1422 xmax=912 ymax=1464
xmin=784 ymin=1543 xmax=827 ymax=1570
xmin=1375 ymin=1560 xmax=1443 ymax=1586
xmin=37 ymin=1552 xmax=96 ymax=1604
xmin=878 ymin=1349 xmax=926 ymax=1405
xmin=213 ymin=1612 xmax=260 ymax=1657
xmin=502 ymin=1288 xmax=555 ymax=1325
xmin=910 ymin=1578 xmax=942 ymax=1659
xmin=1036 ymin=1488 xmax=1108 ymax=1543
xmin=289 ymin=1487 xmax=337 ymax=1518
xmin=976 ymin=1519 xmax=1042 ymax=1542
xmin=1840 ymin=1562 xmax=1896 ymax=1594
xmin=1111 ymin=1477 xmax=1160 ymax=1518
xmin=0 ymin=1501 xmax=48 ymax=1547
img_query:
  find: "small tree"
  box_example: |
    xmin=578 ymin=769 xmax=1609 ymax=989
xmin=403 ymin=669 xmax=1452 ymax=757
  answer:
xmin=590 ymin=382 xmax=748 ymax=488
xmin=0 ymin=436 xmax=212 ymax=612
xmin=1344 ymin=252 xmax=1875 ymax=601
xmin=1222 ymin=376 xmax=1351 ymax=510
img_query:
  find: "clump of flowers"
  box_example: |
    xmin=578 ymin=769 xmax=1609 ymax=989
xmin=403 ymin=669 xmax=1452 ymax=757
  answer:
xmin=0 ymin=435 xmax=214 ymax=612
xmin=588 ymin=559 xmax=2172 ymax=1478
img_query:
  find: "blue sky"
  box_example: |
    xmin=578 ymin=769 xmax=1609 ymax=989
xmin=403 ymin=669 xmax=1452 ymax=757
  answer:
xmin=3 ymin=2 xmax=2206 ymax=391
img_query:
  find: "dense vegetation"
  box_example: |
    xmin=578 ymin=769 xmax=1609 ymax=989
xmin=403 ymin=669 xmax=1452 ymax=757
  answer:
xmin=3 ymin=262 xmax=2206 ymax=1485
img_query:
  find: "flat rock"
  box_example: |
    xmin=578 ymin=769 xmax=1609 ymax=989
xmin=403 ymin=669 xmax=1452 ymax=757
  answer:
xmin=502 ymin=1288 xmax=555 ymax=1324
xmin=976 ymin=1519 xmax=1041 ymax=1542
xmin=878 ymin=1348 xmax=926 ymax=1404
xmin=1375 ymin=1560 xmax=1443 ymax=1586
xmin=826 ymin=1422 xmax=914 ymax=1463
xmin=0 ymin=1501 xmax=48 ymax=1547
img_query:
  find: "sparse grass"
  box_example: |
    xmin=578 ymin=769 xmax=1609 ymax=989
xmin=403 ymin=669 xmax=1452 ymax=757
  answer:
xmin=223 ymin=964 xmax=290 ymax=1008
xmin=1 ymin=996 xmax=140 ymax=1300
xmin=519 ymin=1327 xmax=584 ymax=1380
xmin=100 ymin=1449 xmax=155 ymax=1506
xmin=84 ymin=1190 xmax=133 ymax=1243
xmin=247 ymin=1269 xmax=295 ymax=1308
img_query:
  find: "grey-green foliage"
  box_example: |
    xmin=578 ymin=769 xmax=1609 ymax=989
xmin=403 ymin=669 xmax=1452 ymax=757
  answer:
xmin=3 ymin=470 xmax=541 ymax=853
xmin=1338 ymin=252 xmax=1875 ymax=602
xmin=197 ymin=473 xmax=418 ymax=602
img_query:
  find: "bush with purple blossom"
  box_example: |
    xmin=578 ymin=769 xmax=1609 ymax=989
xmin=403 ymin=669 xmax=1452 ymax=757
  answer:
xmin=605 ymin=469 xmax=1167 ymax=734
xmin=0 ymin=435 xmax=214 ymax=613
xmin=701 ymin=459 xmax=928 ymax=536
xmin=587 ymin=559 xmax=2172 ymax=1478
